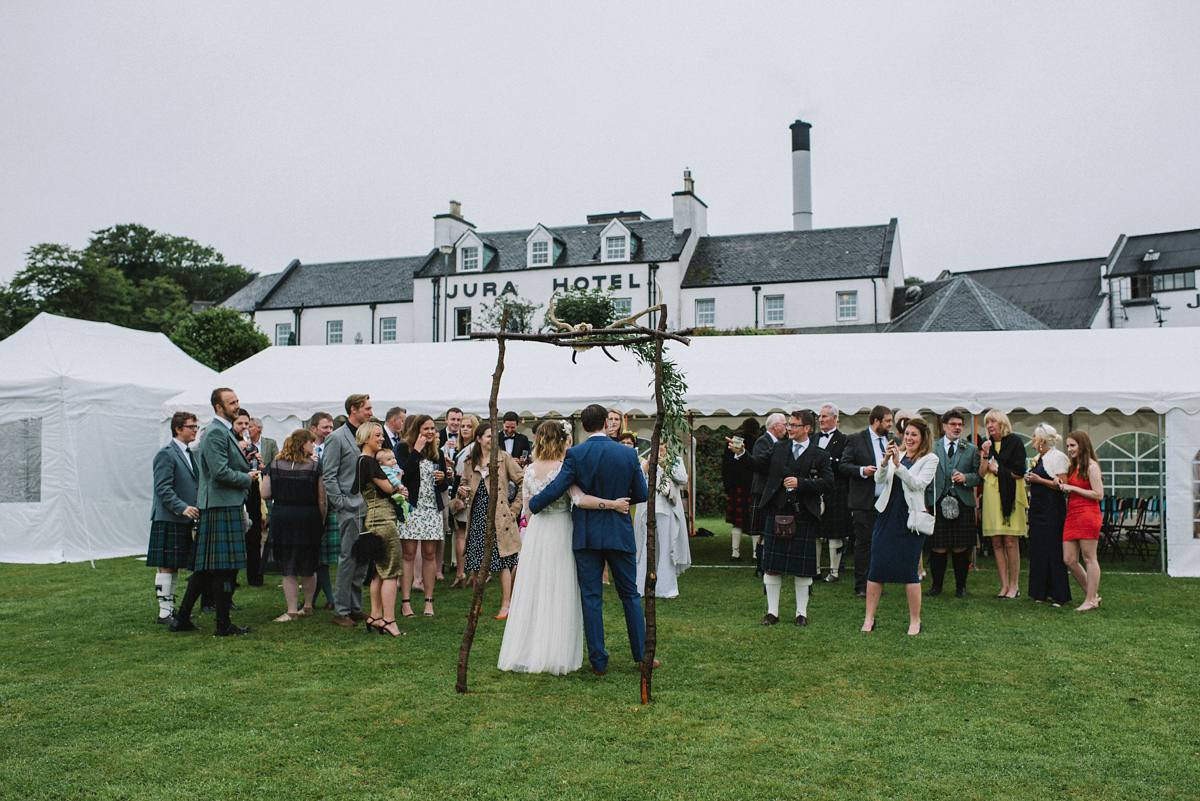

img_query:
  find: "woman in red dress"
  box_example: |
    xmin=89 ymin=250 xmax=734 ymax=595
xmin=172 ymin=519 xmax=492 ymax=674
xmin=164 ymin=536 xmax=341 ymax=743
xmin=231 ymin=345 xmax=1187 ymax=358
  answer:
xmin=1059 ymin=430 xmax=1104 ymax=611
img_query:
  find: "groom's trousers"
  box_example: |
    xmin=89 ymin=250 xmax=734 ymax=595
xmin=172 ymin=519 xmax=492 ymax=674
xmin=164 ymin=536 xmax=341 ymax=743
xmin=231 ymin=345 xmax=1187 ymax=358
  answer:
xmin=575 ymin=548 xmax=645 ymax=671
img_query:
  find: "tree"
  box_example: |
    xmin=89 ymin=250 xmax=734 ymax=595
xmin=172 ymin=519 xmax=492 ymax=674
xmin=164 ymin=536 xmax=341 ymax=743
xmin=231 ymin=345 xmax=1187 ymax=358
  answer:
xmin=0 ymin=282 xmax=36 ymax=341
xmin=542 ymin=287 xmax=616 ymax=331
xmin=86 ymin=224 xmax=253 ymax=303
xmin=12 ymin=243 xmax=135 ymax=325
xmin=477 ymin=294 xmax=543 ymax=334
xmin=170 ymin=306 xmax=270 ymax=370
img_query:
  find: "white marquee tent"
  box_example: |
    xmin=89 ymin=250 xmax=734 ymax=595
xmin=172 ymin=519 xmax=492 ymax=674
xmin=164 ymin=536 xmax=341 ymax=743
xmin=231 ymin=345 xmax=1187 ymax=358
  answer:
xmin=0 ymin=314 xmax=217 ymax=563
xmin=163 ymin=327 xmax=1200 ymax=576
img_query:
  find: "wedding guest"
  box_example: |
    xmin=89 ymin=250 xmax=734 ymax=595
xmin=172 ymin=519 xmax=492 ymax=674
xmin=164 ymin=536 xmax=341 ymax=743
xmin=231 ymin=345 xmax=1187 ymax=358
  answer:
xmin=235 ymin=409 xmax=266 ymax=587
xmin=499 ymin=411 xmax=532 ymax=463
xmin=616 ymin=430 xmax=638 ymax=448
xmin=606 ymin=408 xmax=623 ymax=439
xmin=861 ymin=418 xmax=938 ymax=635
xmin=308 ymin=412 xmax=338 ymax=610
xmin=1024 ymin=423 xmax=1072 ymax=606
xmin=737 ymin=412 xmax=787 ymax=578
xmin=979 ymin=409 xmax=1028 ymax=599
xmin=357 ymin=422 xmax=405 ymax=636
xmin=261 ymin=429 xmax=326 ymax=622
xmin=1060 ymin=430 xmax=1104 ymax=611
xmin=735 ymin=410 xmax=833 ymax=627
xmin=722 ymin=418 xmax=760 ymax=563
xmin=449 ymin=413 xmax=479 ymax=588
xmin=148 ymin=412 xmax=200 ymax=624
xmin=925 ymin=410 xmax=981 ymax=598
xmin=841 ymin=406 xmax=895 ymax=599
xmin=326 ymin=394 xmax=373 ymax=628
xmin=815 ymin=404 xmax=850 ymax=582
xmin=635 ymin=443 xmax=691 ymax=598
xmin=382 ymin=407 xmax=407 ymax=454
xmin=459 ymin=422 xmax=524 ymax=619
xmin=497 ymin=420 xmax=629 ymax=674
xmin=439 ymin=407 xmax=463 ymax=448
xmin=398 ymin=414 xmax=450 ymax=618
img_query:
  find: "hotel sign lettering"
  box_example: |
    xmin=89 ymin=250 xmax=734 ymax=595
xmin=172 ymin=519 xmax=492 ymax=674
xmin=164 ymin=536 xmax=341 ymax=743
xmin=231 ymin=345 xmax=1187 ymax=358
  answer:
xmin=444 ymin=273 xmax=643 ymax=300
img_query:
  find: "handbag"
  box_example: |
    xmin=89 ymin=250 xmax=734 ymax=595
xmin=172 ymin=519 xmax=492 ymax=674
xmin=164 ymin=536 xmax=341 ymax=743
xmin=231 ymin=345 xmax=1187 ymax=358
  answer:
xmin=773 ymin=515 xmax=796 ymax=539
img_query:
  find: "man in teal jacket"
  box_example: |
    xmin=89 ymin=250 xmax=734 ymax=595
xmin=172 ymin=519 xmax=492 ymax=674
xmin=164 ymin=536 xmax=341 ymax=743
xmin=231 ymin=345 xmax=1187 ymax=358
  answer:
xmin=172 ymin=387 xmax=258 ymax=636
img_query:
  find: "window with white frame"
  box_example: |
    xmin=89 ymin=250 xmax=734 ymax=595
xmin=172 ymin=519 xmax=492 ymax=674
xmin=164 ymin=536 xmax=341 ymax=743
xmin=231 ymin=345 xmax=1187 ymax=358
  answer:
xmin=836 ymin=291 xmax=858 ymax=321
xmin=274 ymin=322 xmax=293 ymax=346
xmin=1097 ymin=432 xmax=1163 ymax=499
xmin=605 ymin=236 xmax=626 ymax=261
xmin=764 ymin=295 xmax=785 ymax=326
xmin=530 ymin=240 xmax=549 ymax=266
xmin=460 ymin=246 xmax=480 ymax=272
xmin=1153 ymin=271 xmax=1197 ymax=292
xmin=613 ymin=297 xmax=632 ymax=318
xmin=326 ymin=320 xmax=343 ymax=344
xmin=454 ymin=307 xmax=472 ymax=339
xmin=695 ymin=298 xmax=715 ymax=327
xmin=379 ymin=317 xmax=397 ymax=342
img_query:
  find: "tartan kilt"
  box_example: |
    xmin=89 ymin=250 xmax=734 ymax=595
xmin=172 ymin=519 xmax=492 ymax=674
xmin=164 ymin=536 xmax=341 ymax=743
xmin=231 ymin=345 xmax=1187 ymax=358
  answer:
xmin=760 ymin=516 xmax=819 ymax=577
xmin=188 ymin=506 xmax=247 ymax=572
xmin=146 ymin=520 xmax=193 ymax=569
xmin=930 ymin=499 xmax=978 ymax=550
xmin=818 ymin=483 xmax=852 ymax=541
xmin=319 ymin=507 xmax=341 ymax=566
xmin=724 ymin=486 xmax=752 ymax=529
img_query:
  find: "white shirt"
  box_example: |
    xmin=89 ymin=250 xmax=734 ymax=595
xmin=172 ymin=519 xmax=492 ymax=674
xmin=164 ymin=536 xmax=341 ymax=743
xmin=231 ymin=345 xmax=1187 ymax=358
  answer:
xmin=818 ymin=428 xmax=837 ymax=449
xmin=863 ymin=429 xmax=888 ymax=497
xmin=942 ymin=436 xmax=960 ymax=457
xmin=172 ymin=437 xmax=192 ymax=466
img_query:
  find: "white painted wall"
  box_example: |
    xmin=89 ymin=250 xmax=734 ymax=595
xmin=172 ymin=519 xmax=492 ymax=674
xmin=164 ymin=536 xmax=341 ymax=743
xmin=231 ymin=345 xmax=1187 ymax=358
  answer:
xmin=681 ymin=277 xmax=883 ymax=330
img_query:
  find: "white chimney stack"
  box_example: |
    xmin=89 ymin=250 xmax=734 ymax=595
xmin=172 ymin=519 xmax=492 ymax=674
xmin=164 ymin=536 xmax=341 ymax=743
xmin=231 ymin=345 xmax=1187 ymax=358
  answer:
xmin=790 ymin=120 xmax=812 ymax=231
xmin=672 ymin=168 xmax=708 ymax=237
xmin=434 ymin=199 xmax=474 ymax=250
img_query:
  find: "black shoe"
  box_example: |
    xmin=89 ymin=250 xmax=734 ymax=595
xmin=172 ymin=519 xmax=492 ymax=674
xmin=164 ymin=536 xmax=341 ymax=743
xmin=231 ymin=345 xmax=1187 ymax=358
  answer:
xmin=155 ymin=613 xmax=174 ymax=625
xmin=730 ymin=555 xmax=743 ymax=563
xmin=200 ymin=605 xmax=216 ymax=614
xmin=213 ymin=624 xmax=249 ymax=637
xmin=956 ymin=587 xmax=969 ymax=598
xmin=228 ymin=602 xmax=242 ymax=612
xmin=823 ymin=574 xmax=839 ymax=583
xmin=169 ymin=618 xmax=199 ymax=632
xmin=795 ymin=615 xmax=808 ymax=627
xmin=925 ymin=586 xmax=943 ymax=597
xmin=761 ymin=613 xmax=779 ymax=626
xmin=856 ymin=591 xmax=867 ymax=599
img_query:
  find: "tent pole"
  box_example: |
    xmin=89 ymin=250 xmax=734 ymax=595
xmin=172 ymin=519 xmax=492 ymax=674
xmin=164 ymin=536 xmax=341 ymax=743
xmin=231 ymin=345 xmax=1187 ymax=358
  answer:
xmin=1159 ymin=412 xmax=1167 ymax=574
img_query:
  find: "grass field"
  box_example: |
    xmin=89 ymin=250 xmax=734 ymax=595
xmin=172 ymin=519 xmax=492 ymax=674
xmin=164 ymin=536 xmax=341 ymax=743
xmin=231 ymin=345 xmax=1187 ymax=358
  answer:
xmin=2 ymin=519 xmax=1197 ymax=800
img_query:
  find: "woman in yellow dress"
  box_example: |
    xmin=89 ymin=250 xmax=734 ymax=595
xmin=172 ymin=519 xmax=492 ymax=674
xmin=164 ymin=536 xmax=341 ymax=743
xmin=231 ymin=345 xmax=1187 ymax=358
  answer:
xmin=978 ymin=410 xmax=1028 ymax=599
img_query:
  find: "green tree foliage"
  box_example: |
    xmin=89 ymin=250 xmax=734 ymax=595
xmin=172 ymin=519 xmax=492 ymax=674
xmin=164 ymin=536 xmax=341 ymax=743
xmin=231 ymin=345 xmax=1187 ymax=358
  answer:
xmin=477 ymin=294 xmax=543 ymax=334
xmin=691 ymin=425 xmax=735 ymax=517
xmin=543 ymin=287 xmax=616 ymax=331
xmin=0 ymin=224 xmax=255 ymax=340
xmin=170 ymin=306 xmax=270 ymax=371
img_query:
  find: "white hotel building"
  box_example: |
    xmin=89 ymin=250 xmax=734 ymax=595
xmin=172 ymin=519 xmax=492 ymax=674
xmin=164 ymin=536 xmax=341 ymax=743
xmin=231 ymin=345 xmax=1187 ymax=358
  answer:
xmin=223 ymin=121 xmax=907 ymax=344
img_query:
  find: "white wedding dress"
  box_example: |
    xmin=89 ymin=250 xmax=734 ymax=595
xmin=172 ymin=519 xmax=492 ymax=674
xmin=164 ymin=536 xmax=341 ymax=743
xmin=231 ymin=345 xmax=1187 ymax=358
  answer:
xmin=496 ymin=465 xmax=584 ymax=675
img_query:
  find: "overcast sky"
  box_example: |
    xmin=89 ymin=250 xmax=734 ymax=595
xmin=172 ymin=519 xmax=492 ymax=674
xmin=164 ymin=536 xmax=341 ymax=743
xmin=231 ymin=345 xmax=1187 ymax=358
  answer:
xmin=2 ymin=1 xmax=1198 ymax=287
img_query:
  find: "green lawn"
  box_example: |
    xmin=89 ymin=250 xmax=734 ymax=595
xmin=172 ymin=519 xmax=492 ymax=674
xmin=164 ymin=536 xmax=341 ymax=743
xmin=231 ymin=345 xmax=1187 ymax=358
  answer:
xmin=2 ymin=524 xmax=1197 ymax=800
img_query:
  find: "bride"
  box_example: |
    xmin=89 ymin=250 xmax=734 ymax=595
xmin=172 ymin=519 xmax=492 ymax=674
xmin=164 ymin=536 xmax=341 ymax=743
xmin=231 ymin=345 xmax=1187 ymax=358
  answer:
xmin=497 ymin=420 xmax=630 ymax=675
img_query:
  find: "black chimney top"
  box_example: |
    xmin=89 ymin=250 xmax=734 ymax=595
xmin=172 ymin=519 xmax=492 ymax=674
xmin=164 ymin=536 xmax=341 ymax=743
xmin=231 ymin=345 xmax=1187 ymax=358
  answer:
xmin=790 ymin=120 xmax=811 ymax=152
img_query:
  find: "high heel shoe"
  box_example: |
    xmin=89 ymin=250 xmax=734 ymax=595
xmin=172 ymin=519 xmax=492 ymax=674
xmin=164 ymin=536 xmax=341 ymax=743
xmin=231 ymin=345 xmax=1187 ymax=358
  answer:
xmin=860 ymin=620 xmax=876 ymax=633
xmin=449 ymin=575 xmax=466 ymax=590
xmin=424 ymin=599 xmax=435 ymax=617
xmin=400 ymin=599 xmax=415 ymax=618
xmin=365 ymin=616 xmax=383 ymax=634
xmin=380 ymin=619 xmax=403 ymax=637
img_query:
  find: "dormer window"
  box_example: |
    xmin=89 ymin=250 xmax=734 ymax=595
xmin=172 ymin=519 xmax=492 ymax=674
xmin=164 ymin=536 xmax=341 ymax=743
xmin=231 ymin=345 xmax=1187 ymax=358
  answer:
xmin=525 ymin=224 xmax=560 ymax=268
xmin=599 ymin=218 xmax=633 ymax=264
xmin=459 ymin=245 xmax=480 ymax=272
xmin=531 ymin=240 xmax=549 ymax=265
xmin=606 ymin=236 xmax=626 ymax=261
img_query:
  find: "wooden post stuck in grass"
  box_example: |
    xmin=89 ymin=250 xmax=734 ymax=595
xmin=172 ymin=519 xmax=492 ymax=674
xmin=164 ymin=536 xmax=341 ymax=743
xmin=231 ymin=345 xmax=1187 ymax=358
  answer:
xmin=639 ymin=304 xmax=669 ymax=702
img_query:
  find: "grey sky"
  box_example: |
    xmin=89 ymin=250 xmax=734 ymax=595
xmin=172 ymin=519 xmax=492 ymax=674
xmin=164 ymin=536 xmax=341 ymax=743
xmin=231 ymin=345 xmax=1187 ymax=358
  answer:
xmin=2 ymin=1 xmax=1198 ymax=286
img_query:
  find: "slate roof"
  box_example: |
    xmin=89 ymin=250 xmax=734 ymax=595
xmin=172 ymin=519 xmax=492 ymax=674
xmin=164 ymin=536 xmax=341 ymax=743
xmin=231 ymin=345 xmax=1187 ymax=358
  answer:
xmin=221 ymin=273 xmax=281 ymax=312
xmin=885 ymin=276 xmax=1048 ymax=333
xmin=1106 ymin=227 xmax=1200 ymax=278
xmin=234 ymin=255 xmax=432 ymax=311
xmin=948 ymin=258 xmax=1105 ymax=330
xmin=414 ymin=218 xmax=688 ymax=278
xmin=681 ymin=220 xmax=896 ymax=288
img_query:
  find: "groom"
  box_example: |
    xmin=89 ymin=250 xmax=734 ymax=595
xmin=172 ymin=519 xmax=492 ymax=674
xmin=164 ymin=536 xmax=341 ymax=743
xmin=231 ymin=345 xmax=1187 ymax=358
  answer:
xmin=530 ymin=403 xmax=651 ymax=675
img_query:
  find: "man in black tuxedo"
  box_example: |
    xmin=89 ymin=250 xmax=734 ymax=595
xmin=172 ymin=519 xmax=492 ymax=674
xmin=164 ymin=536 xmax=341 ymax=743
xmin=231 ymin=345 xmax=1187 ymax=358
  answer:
xmin=733 ymin=410 xmax=833 ymax=626
xmin=840 ymin=405 xmax=894 ymax=598
xmin=438 ymin=407 xmax=463 ymax=448
xmin=382 ymin=407 xmax=407 ymax=455
xmin=816 ymin=403 xmax=850 ymax=582
xmin=498 ymin=411 xmax=532 ymax=464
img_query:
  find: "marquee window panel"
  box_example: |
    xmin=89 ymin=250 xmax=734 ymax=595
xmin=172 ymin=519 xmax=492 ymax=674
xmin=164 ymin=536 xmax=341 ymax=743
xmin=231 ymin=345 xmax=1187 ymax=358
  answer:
xmin=0 ymin=417 xmax=42 ymax=503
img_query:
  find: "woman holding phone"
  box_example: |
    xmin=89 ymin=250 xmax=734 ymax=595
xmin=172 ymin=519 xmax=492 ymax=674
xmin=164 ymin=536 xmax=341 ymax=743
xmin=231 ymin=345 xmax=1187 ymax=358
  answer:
xmin=398 ymin=414 xmax=450 ymax=618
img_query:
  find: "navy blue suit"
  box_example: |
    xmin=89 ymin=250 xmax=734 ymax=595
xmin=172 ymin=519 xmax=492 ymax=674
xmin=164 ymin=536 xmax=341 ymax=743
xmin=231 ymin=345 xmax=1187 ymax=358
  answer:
xmin=530 ymin=433 xmax=649 ymax=671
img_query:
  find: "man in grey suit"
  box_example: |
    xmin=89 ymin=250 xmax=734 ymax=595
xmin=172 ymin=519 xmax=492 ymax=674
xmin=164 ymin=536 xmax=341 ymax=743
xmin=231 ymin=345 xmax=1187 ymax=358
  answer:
xmin=924 ymin=409 xmax=981 ymax=597
xmin=325 ymin=393 xmax=373 ymax=627
xmin=148 ymin=411 xmax=201 ymax=624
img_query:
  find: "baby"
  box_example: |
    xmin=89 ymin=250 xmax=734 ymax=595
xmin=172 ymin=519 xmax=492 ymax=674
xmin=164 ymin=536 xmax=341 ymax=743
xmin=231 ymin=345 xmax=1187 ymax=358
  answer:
xmin=375 ymin=450 xmax=411 ymax=519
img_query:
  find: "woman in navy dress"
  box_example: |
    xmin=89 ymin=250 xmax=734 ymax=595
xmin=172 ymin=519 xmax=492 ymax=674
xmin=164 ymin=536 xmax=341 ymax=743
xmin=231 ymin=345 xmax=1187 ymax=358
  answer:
xmin=861 ymin=417 xmax=939 ymax=636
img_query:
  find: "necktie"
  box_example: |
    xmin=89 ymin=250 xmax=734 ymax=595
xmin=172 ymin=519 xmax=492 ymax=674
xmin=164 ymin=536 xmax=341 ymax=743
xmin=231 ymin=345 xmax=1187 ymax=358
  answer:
xmin=187 ymin=449 xmax=197 ymax=475
xmin=877 ymin=437 xmax=886 ymax=457
xmin=947 ymin=441 xmax=956 ymax=459
xmin=792 ymin=442 xmax=801 ymax=460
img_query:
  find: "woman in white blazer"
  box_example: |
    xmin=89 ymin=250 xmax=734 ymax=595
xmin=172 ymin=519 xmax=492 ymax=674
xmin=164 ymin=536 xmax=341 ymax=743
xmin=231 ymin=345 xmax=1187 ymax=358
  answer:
xmin=861 ymin=416 xmax=939 ymax=636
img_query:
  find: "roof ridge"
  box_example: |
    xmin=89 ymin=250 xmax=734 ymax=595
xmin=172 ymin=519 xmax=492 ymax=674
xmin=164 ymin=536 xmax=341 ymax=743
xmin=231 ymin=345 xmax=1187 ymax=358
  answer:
xmin=962 ymin=277 xmax=1005 ymax=329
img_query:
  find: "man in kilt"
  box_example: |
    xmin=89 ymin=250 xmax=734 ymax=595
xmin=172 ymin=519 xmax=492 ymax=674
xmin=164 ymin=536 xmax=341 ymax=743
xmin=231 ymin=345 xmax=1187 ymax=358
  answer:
xmin=172 ymin=388 xmax=258 ymax=636
xmin=739 ymin=413 xmax=786 ymax=578
xmin=815 ymin=404 xmax=851 ymax=583
xmin=148 ymin=411 xmax=201 ymax=625
xmin=732 ymin=410 xmax=833 ymax=627
xmin=924 ymin=409 xmax=981 ymax=597
xmin=721 ymin=418 xmax=760 ymax=562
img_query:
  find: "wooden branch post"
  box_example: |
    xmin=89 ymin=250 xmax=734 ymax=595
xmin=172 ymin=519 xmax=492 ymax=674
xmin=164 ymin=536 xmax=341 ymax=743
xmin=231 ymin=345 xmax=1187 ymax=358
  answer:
xmin=639 ymin=304 xmax=669 ymax=703
xmin=456 ymin=312 xmax=507 ymax=694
